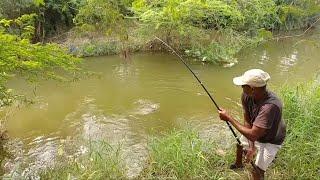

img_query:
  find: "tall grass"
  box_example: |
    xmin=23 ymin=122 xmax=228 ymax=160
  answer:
xmin=40 ymin=140 xmax=126 ymax=179
xmin=271 ymin=82 xmax=320 ymax=179
xmin=138 ymin=129 xmax=238 ymax=179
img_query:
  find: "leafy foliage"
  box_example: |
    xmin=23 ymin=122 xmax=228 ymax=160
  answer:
xmin=131 ymin=0 xmax=320 ymax=63
xmin=0 ymin=33 xmax=81 ymax=81
xmin=74 ymin=0 xmax=135 ymax=57
xmin=1 ymin=0 xmax=318 ymax=62
xmin=74 ymin=0 xmax=133 ymax=37
xmin=0 ymin=29 xmax=81 ymax=107
xmin=0 ymin=0 xmax=35 ymax=19
xmin=0 ymin=13 xmax=37 ymax=40
xmin=236 ymin=0 xmax=279 ymax=32
xmin=132 ymin=0 xmax=280 ymax=63
xmin=276 ymin=0 xmax=320 ymax=30
xmin=0 ymin=0 xmax=84 ymax=41
xmin=40 ymin=0 xmax=84 ymax=37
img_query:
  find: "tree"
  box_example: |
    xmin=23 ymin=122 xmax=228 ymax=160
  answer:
xmin=132 ymin=0 xmax=249 ymax=63
xmin=74 ymin=0 xmax=135 ymax=58
xmin=0 ymin=0 xmax=85 ymax=42
xmin=34 ymin=0 xmax=85 ymax=41
xmin=0 ymin=14 xmax=82 ymax=107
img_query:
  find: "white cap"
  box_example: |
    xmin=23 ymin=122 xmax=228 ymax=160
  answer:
xmin=233 ymin=69 xmax=270 ymax=87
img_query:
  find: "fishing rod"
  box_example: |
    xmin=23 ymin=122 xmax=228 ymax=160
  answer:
xmin=154 ymin=36 xmax=241 ymax=145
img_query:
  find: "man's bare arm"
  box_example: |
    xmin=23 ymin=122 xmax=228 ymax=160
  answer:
xmin=243 ymin=112 xmax=255 ymax=148
xmin=219 ymin=109 xmax=266 ymax=141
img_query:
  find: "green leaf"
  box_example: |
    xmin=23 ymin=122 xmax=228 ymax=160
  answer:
xmin=0 ymin=19 xmax=12 ymax=27
xmin=33 ymin=0 xmax=45 ymax=6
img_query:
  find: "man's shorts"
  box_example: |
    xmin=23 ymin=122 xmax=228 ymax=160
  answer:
xmin=240 ymin=136 xmax=282 ymax=171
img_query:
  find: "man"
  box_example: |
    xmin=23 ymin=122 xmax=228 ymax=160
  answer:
xmin=218 ymin=69 xmax=286 ymax=180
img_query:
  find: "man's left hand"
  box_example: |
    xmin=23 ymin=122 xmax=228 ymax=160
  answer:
xmin=245 ymin=146 xmax=256 ymax=163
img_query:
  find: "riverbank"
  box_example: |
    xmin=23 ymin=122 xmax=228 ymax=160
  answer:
xmin=52 ymin=1 xmax=320 ymax=64
xmin=58 ymin=24 xmax=320 ymax=67
xmin=37 ymin=80 xmax=320 ymax=179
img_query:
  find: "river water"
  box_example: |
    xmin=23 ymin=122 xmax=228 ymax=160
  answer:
xmin=2 ymin=28 xmax=320 ymax=178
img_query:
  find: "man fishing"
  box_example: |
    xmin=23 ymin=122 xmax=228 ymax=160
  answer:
xmin=218 ymin=69 xmax=286 ymax=180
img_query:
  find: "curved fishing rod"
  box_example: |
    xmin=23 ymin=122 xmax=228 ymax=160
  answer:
xmin=154 ymin=36 xmax=241 ymax=145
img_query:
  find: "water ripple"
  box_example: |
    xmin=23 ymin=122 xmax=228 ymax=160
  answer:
xmin=279 ymin=50 xmax=298 ymax=72
xmin=132 ymin=99 xmax=160 ymax=115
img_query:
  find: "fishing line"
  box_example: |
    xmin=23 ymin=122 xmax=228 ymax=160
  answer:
xmin=154 ymin=36 xmax=241 ymax=145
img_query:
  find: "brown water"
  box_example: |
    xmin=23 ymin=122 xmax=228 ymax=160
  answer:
xmin=2 ymin=29 xmax=320 ymax=178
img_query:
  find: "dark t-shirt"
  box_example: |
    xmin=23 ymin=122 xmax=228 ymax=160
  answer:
xmin=242 ymin=91 xmax=286 ymax=145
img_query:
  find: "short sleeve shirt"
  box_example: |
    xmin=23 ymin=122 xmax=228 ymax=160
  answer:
xmin=241 ymin=91 xmax=286 ymax=145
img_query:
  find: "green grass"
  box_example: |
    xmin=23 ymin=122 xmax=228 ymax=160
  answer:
xmin=40 ymin=141 xmax=126 ymax=180
xmin=73 ymin=41 xmax=121 ymax=57
xmin=270 ymin=82 xmax=320 ymax=179
xmin=138 ymin=129 xmax=224 ymax=179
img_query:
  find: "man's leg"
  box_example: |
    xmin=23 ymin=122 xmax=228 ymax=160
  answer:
xmin=230 ymin=143 xmax=244 ymax=169
xmin=230 ymin=136 xmax=250 ymax=169
xmin=252 ymin=164 xmax=265 ymax=180
xmin=252 ymin=143 xmax=281 ymax=180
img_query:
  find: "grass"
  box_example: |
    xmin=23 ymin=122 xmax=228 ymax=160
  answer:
xmin=40 ymin=140 xmax=126 ymax=180
xmin=71 ymin=41 xmax=121 ymax=57
xmin=138 ymin=129 xmax=231 ymax=179
xmin=270 ymin=82 xmax=320 ymax=179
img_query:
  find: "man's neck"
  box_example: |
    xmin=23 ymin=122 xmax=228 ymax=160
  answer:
xmin=254 ymin=90 xmax=268 ymax=103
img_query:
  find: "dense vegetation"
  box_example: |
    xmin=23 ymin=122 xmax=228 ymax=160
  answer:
xmin=73 ymin=0 xmax=320 ymax=62
xmin=1 ymin=0 xmax=319 ymax=62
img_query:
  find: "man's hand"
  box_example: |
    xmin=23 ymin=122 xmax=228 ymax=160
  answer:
xmin=245 ymin=146 xmax=256 ymax=163
xmin=218 ymin=108 xmax=231 ymax=121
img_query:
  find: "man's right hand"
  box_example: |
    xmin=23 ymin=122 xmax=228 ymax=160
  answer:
xmin=218 ymin=108 xmax=231 ymax=122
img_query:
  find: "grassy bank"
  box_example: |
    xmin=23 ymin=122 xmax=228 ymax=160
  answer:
xmin=39 ymin=81 xmax=320 ymax=179
xmin=40 ymin=141 xmax=126 ymax=179
xmin=56 ymin=0 xmax=320 ymax=62
xmin=66 ymin=38 xmax=144 ymax=58
xmin=271 ymin=82 xmax=320 ymax=179
xmin=137 ymin=129 xmax=234 ymax=179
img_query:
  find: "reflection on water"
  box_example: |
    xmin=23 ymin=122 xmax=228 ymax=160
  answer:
xmin=3 ymin=29 xmax=320 ymax=178
xmin=113 ymin=61 xmax=139 ymax=82
xmin=33 ymin=96 xmax=49 ymax=110
xmin=132 ymin=99 xmax=160 ymax=115
xmin=3 ymin=136 xmax=60 ymax=179
xmin=259 ymin=50 xmax=270 ymax=65
xmin=280 ymin=50 xmax=299 ymax=72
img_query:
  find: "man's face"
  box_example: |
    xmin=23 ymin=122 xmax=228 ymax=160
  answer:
xmin=242 ymin=85 xmax=253 ymax=96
